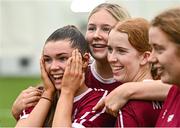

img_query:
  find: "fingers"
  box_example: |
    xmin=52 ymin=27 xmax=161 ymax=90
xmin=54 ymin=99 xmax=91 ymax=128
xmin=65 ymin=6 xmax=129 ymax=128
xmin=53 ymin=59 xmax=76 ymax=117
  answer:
xmin=40 ymin=58 xmax=48 ymax=81
xmin=105 ymin=105 xmax=118 ymax=117
xmin=23 ymin=89 xmax=42 ymax=104
xmin=77 ymin=50 xmax=83 ymax=77
xmin=93 ymin=98 xmax=105 ymax=111
xmin=63 ymin=55 xmax=72 ymax=77
xmin=25 ymin=95 xmax=41 ymax=105
xmin=92 ymin=94 xmax=119 ymax=117
xmin=26 ymin=101 xmax=39 ymax=108
xmin=23 ymin=86 xmax=43 ymax=94
xmin=73 ymin=49 xmax=82 ymax=72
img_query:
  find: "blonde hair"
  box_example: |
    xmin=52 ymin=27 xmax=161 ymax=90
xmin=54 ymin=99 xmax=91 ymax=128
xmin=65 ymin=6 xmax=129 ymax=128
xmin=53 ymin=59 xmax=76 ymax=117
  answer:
xmin=88 ymin=3 xmax=131 ymax=22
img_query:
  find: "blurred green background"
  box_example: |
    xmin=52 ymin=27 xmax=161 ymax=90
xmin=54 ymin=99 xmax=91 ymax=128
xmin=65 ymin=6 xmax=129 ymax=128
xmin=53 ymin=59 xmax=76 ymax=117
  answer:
xmin=0 ymin=77 xmax=41 ymax=127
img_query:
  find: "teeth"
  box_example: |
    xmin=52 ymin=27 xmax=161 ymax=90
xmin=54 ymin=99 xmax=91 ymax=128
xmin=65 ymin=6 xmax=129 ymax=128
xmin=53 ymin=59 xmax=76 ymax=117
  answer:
xmin=92 ymin=44 xmax=107 ymax=48
xmin=53 ymin=75 xmax=62 ymax=79
xmin=112 ymin=66 xmax=124 ymax=70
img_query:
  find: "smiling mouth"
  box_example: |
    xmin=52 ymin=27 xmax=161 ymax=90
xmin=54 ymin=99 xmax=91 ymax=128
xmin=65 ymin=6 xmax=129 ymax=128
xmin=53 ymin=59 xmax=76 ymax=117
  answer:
xmin=91 ymin=44 xmax=107 ymax=48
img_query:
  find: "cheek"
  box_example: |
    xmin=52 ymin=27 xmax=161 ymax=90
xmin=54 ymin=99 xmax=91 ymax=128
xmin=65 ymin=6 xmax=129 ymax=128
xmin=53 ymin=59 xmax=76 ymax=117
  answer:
xmin=158 ymin=54 xmax=168 ymax=65
xmin=104 ymin=34 xmax=109 ymax=42
xmin=85 ymin=32 xmax=92 ymax=43
xmin=62 ymin=63 xmax=67 ymax=70
xmin=44 ymin=63 xmax=50 ymax=72
xmin=121 ymin=56 xmax=139 ymax=69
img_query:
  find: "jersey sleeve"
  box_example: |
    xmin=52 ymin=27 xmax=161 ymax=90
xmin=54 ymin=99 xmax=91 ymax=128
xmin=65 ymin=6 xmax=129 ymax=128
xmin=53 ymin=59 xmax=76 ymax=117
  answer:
xmin=19 ymin=106 xmax=34 ymax=120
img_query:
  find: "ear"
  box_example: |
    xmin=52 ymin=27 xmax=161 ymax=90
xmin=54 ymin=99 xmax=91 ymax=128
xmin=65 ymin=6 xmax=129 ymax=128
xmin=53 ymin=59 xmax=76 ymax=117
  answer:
xmin=140 ymin=51 xmax=151 ymax=66
xmin=82 ymin=53 xmax=89 ymax=69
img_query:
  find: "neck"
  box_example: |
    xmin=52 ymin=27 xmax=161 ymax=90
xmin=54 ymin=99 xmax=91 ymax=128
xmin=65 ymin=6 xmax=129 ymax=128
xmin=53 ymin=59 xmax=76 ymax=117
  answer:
xmin=75 ymin=83 xmax=89 ymax=97
xmin=94 ymin=60 xmax=113 ymax=79
xmin=133 ymin=65 xmax=152 ymax=82
xmin=75 ymin=74 xmax=88 ymax=97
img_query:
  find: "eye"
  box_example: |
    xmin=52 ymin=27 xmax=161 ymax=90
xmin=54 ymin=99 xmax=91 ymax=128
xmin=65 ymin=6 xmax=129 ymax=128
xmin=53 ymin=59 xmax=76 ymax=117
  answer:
xmin=87 ymin=26 xmax=96 ymax=32
xmin=153 ymin=45 xmax=164 ymax=54
xmin=102 ymin=26 xmax=111 ymax=33
xmin=107 ymin=46 xmax=113 ymax=53
xmin=43 ymin=57 xmax=52 ymax=63
xmin=58 ymin=56 xmax=69 ymax=62
xmin=117 ymin=49 xmax=127 ymax=55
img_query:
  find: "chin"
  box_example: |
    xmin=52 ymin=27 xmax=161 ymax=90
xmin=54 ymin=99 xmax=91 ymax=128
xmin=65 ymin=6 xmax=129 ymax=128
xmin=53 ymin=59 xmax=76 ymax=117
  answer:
xmin=55 ymin=84 xmax=61 ymax=90
xmin=161 ymin=75 xmax=172 ymax=84
xmin=114 ymin=75 xmax=122 ymax=82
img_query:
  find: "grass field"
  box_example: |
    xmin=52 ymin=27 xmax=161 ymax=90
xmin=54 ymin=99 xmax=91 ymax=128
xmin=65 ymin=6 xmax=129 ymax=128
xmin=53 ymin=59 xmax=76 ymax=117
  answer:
xmin=0 ymin=76 xmax=41 ymax=127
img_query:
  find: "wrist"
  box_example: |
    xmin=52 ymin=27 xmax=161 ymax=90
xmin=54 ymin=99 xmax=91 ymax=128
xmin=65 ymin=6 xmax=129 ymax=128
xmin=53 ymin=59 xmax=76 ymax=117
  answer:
xmin=60 ymin=89 xmax=75 ymax=98
xmin=42 ymin=90 xmax=54 ymax=100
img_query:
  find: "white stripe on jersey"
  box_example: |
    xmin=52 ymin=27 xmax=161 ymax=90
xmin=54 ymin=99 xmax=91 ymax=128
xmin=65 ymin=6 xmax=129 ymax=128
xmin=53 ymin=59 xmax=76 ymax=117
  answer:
xmin=80 ymin=112 xmax=90 ymax=119
xmin=72 ymin=122 xmax=86 ymax=128
xmin=89 ymin=107 xmax=106 ymax=121
xmin=119 ymin=110 xmax=124 ymax=128
xmin=89 ymin=90 xmax=108 ymax=121
xmin=80 ymin=119 xmax=86 ymax=125
xmin=73 ymin=89 xmax=109 ymax=126
xmin=95 ymin=90 xmax=108 ymax=105
xmin=20 ymin=110 xmax=29 ymax=119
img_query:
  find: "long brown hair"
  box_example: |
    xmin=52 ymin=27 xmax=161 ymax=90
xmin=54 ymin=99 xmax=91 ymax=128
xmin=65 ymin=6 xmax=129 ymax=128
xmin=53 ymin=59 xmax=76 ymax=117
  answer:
xmin=151 ymin=7 xmax=180 ymax=46
xmin=42 ymin=25 xmax=89 ymax=126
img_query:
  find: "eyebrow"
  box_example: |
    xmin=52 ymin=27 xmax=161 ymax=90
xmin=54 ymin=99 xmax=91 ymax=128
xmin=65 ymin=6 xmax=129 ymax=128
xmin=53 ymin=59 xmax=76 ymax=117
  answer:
xmin=107 ymin=45 xmax=129 ymax=51
xmin=116 ymin=46 xmax=129 ymax=51
xmin=43 ymin=53 xmax=69 ymax=57
xmin=88 ymin=23 xmax=112 ymax=27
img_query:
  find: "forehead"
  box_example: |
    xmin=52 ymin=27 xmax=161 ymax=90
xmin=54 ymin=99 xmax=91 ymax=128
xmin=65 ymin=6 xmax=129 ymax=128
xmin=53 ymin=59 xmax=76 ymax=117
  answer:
xmin=108 ymin=30 xmax=129 ymax=46
xmin=149 ymin=27 xmax=170 ymax=46
xmin=149 ymin=26 xmax=180 ymax=53
xmin=88 ymin=9 xmax=117 ymax=26
xmin=43 ymin=40 xmax=74 ymax=55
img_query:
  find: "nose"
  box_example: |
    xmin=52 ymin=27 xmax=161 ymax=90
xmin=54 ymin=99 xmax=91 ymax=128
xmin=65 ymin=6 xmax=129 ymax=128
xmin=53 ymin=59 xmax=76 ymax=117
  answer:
xmin=50 ymin=60 xmax=60 ymax=71
xmin=108 ymin=51 xmax=117 ymax=63
xmin=148 ymin=51 xmax=157 ymax=63
xmin=93 ymin=29 xmax=102 ymax=39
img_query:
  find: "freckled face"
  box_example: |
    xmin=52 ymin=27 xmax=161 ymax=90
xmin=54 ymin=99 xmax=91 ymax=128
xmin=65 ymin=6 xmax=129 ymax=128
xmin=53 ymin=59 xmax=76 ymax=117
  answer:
xmin=43 ymin=40 xmax=74 ymax=90
xmin=108 ymin=30 xmax=141 ymax=83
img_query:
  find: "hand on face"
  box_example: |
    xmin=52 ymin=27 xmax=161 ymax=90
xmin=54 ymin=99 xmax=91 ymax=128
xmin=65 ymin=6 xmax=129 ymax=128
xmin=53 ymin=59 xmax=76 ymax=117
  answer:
xmin=40 ymin=58 xmax=56 ymax=94
xmin=61 ymin=49 xmax=83 ymax=96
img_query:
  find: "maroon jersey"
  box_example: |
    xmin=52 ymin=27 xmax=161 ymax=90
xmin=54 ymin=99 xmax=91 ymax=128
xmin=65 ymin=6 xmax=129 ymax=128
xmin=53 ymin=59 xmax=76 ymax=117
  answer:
xmin=116 ymin=100 xmax=162 ymax=127
xmin=20 ymin=88 xmax=116 ymax=127
xmin=20 ymin=106 xmax=34 ymax=120
xmin=72 ymin=88 xmax=116 ymax=127
xmin=85 ymin=62 xmax=121 ymax=92
xmin=156 ymin=85 xmax=180 ymax=127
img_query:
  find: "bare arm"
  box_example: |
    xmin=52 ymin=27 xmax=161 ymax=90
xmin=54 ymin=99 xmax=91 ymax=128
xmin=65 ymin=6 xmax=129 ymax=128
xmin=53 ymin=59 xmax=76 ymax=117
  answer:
xmin=123 ymin=80 xmax=171 ymax=101
xmin=53 ymin=49 xmax=83 ymax=127
xmin=15 ymin=91 xmax=53 ymax=127
xmin=12 ymin=86 xmax=42 ymax=120
xmin=16 ymin=58 xmax=55 ymax=127
xmin=94 ymin=80 xmax=171 ymax=117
